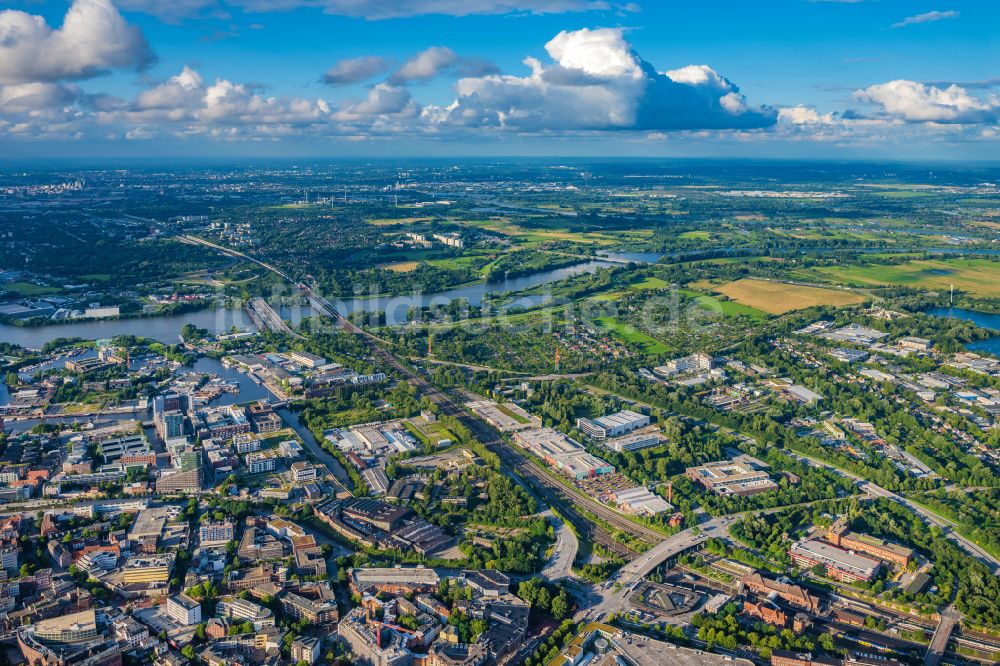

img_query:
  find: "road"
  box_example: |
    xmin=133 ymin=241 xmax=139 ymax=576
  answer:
xmin=540 ymin=509 xmax=579 ymax=581
xmin=790 ymin=450 xmax=1000 ymax=573
xmin=926 ymin=606 xmax=962 ymax=666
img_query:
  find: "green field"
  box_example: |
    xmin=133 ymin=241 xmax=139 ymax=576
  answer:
xmin=807 ymin=258 xmax=1000 ymax=297
xmin=629 ymin=276 xmax=670 ymax=291
xmin=2 ymin=282 xmax=61 ymax=296
xmin=680 ymin=289 xmax=768 ymax=320
xmin=595 ymin=316 xmax=668 ymax=354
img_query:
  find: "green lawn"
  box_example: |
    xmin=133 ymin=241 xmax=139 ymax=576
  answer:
xmin=595 ymin=316 xmax=669 ymax=354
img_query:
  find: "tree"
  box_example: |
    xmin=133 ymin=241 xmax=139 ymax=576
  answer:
xmin=181 ymin=645 xmax=195 ymax=660
xmin=551 ymin=590 xmax=570 ymax=621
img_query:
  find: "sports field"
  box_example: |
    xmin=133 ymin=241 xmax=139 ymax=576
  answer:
xmin=714 ymin=278 xmax=865 ymax=314
xmin=808 ymin=259 xmax=1000 ymax=297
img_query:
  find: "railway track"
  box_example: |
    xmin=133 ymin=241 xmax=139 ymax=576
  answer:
xmin=189 ymin=240 xmax=662 ymax=561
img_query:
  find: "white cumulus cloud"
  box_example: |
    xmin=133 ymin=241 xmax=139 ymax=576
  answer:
xmin=855 ymin=80 xmax=1000 ymax=123
xmin=426 ymin=28 xmax=776 ymax=132
xmin=0 ymin=0 xmax=153 ymax=85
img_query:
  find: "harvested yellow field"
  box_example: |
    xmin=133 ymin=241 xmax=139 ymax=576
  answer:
xmin=381 ymin=261 xmax=420 ymax=272
xmin=715 ymin=278 xmax=865 ymax=314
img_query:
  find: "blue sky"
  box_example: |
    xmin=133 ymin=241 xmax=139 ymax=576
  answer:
xmin=1 ymin=0 xmax=997 ymax=158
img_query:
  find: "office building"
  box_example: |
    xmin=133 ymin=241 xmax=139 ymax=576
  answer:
xmin=576 ymin=409 xmax=649 ymax=440
xmin=826 ymin=521 xmax=913 ymax=568
xmin=686 ymin=458 xmax=778 ymax=497
xmin=165 ymin=594 xmax=202 ymax=626
xmin=789 ymin=540 xmax=880 ymax=583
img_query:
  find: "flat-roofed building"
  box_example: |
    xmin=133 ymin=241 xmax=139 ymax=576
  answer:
xmin=428 ymin=643 xmax=486 ymax=666
xmin=33 ymin=609 xmax=99 ymax=644
xmin=898 ymin=336 xmax=932 ymax=352
xmin=123 ymin=554 xmax=173 ymax=584
xmin=287 ymin=351 xmax=327 ymax=369
xmin=291 ymin=461 xmax=318 ymax=483
xmin=789 ymin=540 xmax=880 ymax=583
xmin=199 ymin=521 xmax=234 ymax=545
xmin=613 ymin=486 xmax=671 ymax=516
xmin=280 ymin=590 xmax=338 ymax=625
xmin=552 ymin=451 xmax=615 ymax=480
xmin=291 ymin=636 xmax=321 ymax=665
xmin=603 ymin=429 xmax=667 ymax=452
xmin=348 ymin=566 xmax=439 ymax=595
xmin=576 ymin=409 xmax=649 ymax=440
xmin=165 ymin=593 xmax=202 ymax=626
xmin=218 ymin=596 xmax=275 ymax=629
xmin=512 ymin=427 xmax=583 ymax=459
xmin=826 ymin=523 xmax=913 ymax=568
xmin=655 ymin=352 xmax=715 ymax=376
xmin=685 ymin=458 xmax=778 ymax=497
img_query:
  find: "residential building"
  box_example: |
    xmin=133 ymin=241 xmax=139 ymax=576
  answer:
xmin=199 ymin=521 xmax=235 ymax=546
xmin=291 ymin=636 xmax=321 ymax=664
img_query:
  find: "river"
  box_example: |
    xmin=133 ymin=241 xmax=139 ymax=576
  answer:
xmin=924 ymin=307 xmax=1000 ymax=356
xmin=0 ymin=256 xmax=655 ymax=346
xmin=6 ymin=245 xmax=995 ymax=348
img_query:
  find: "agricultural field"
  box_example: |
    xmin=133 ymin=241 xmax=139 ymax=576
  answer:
xmin=713 ymin=278 xmax=866 ymax=314
xmin=806 ymin=258 xmax=1000 ymax=297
